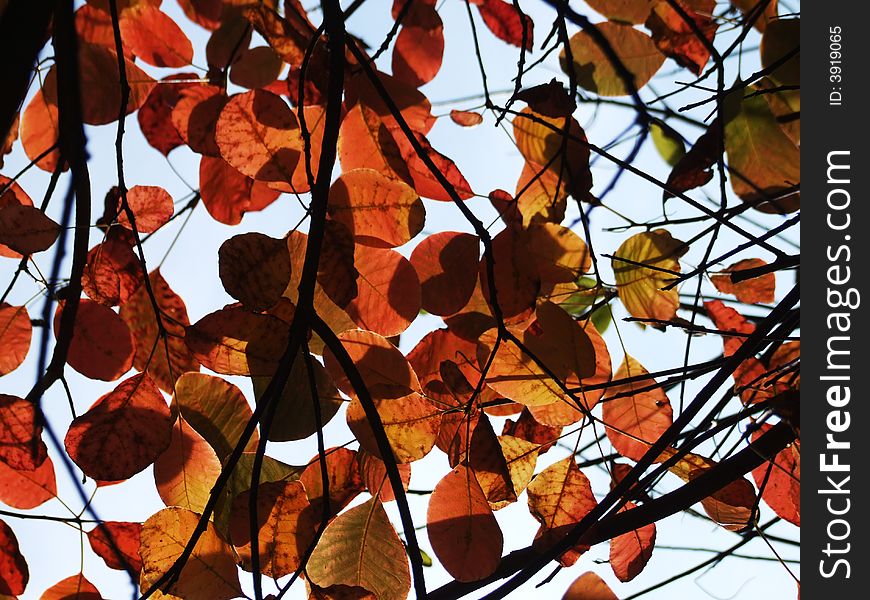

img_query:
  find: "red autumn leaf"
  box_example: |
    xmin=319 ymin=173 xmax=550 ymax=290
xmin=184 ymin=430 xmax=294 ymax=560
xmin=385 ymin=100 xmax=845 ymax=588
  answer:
xmin=410 ymin=231 xmax=480 ymax=316
xmin=388 ymin=126 xmax=475 ymax=201
xmin=199 ymin=156 xmax=281 ymax=225
xmin=0 ymin=394 xmax=48 ymax=471
xmin=0 ymin=176 xmax=35 ymax=258
xmin=154 ymin=416 xmax=221 ymax=513
xmin=752 ymin=423 xmax=800 ymax=526
xmin=214 ymin=89 xmax=303 ymax=189
xmin=356 ymin=450 xmax=411 ymax=503
xmin=515 ymin=79 xmax=577 ymax=118
xmin=475 ymin=0 xmax=534 ymax=50
xmin=704 ymin=299 xmax=755 ymax=356
xmin=449 ymin=110 xmax=484 ymax=127
xmin=86 ymin=521 xmax=143 ymax=574
xmin=0 ymin=520 xmax=27 ymax=596
xmin=20 ymin=88 xmax=62 ymax=173
xmin=120 ymin=269 xmax=201 ymax=393
xmin=56 ymin=299 xmax=134 ymax=381
xmin=300 ymin=447 xmax=365 ymax=519
xmin=230 ymin=46 xmax=284 ymax=90
xmin=562 ymin=571 xmax=618 ymax=600
xmin=427 ymin=464 xmax=504 ymax=582
xmin=0 ymin=453 xmax=57 ymax=509
xmin=75 ymin=4 xmax=124 ymax=53
xmin=602 ymin=354 xmax=673 ymax=461
xmin=338 ymin=104 xmax=413 ymax=185
xmin=39 ymin=573 xmax=103 ymax=600
xmin=407 ymin=326 xmax=482 ymax=389
xmin=171 ymin=85 xmax=229 ymax=157
xmin=344 ymin=245 xmax=421 ymax=337
xmin=527 ymin=457 xmax=598 ymax=566
xmin=64 ymin=373 xmax=173 ymax=481
xmin=346 ymin=69 xmax=436 ymax=135
xmin=138 ymin=73 xmax=205 ymax=156
xmin=185 ymin=305 xmax=291 ymax=376
xmin=0 ymin=303 xmax=31 ymax=376
xmin=327 ymin=168 xmax=425 ymax=248
xmin=646 ymin=0 xmax=718 ymax=75
xmin=502 ymin=407 xmax=562 ymax=454
xmin=710 ymin=258 xmax=776 ymax=304
xmin=0 ymin=205 xmax=60 ymax=255
xmin=609 ymin=501 xmax=656 ymax=581
xmin=392 ymin=3 xmax=445 ymax=87
xmin=665 ymin=119 xmax=721 ymax=198
xmin=218 ymin=232 xmax=292 ymax=311
xmin=243 ymin=2 xmax=317 ymax=67
xmin=116 ymin=185 xmax=174 ymax=233
xmin=119 ymin=5 xmax=194 ymax=68
xmin=81 ymin=236 xmax=144 ymax=306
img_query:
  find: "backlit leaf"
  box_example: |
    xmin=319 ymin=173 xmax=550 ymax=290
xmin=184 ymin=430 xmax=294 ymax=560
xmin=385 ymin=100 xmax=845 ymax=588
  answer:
xmin=0 ymin=177 xmax=35 ymax=258
xmin=345 ymin=245 xmax=421 ymax=336
xmin=561 ymin=22 xmax=664 ymax=96
xmin=82 ymin=237 xmax=144 ymax=306
xmin=392 ymin=3 xmax=444 ymax=87
xmin=562 ymin=571 xmax=619 ymax=600
xmin=449 ymin=110 xmax=483 ymax=127
xmin=230 ymin=46 xmax=284 ymax=90
xmin=138 ymin=74 xmax=206 ymax=156
xmin=710 ymin=258 xmax=776 ymax=304
xmin=0 ymin=205 xmax=60 ymax=254
xmin=39 ymin=573 xmax=102 ymax=600
xmin=609 ymin=501 xmax=656 ymax=581
xmin=475 ymin=0 xmax=534 ymax=50
xmin=228 ymin=480 xmax=318 ymax=577
xmin=140 ymin=507 xmax=242 ymax=600
xmin=20 ymin=89 xmax=62 ymax=173
xmin=328 ymin=169 xmax=425 ymax=248
xmin=300 ymin=447 xmax=365 ymax=518
xmin=0 ymin=520 xmax=26 ymax=596
xmin=120 ymin=269 xmax=201 ymax=393
xmin=427 ymin=463 xmax=503 ymax=582
xmin=586 ymin=0 xmax=652 ymax=24
xmin=119 ymin=5 xmax=194 ymax=68
xmin=215 ymin=89 xmax=303 ymax=190
xmin=646 ymin=0 xmax=718 ymax=75
xmin=56 ymin=299 xmax=134 ymax=382
xmin=357 ymin=450 xmax=411 ymax=503
xmin=87 ymin=521 xmax=142 ymax=574
xmin=410 ymin=231 xmax=479 ymax=316
xmin=154 ymin=417 xmax=221 ymax=513
xmin=307 ymin=498 xmax=411 ymax=600
xmin=219 ymin=232 xmax=292 ymax=311
xmin=171 ymin=85 xmax=228 ymax=157
xmin=199 ymin=156 xmax=281 ymax=225
xmin=0 ymin=394 xmax=48 ymax=472
xmin=752 ymin=424 xmax=799 ymax=526
xmin=346 ymin=391 xmax=441 ymax=463
xmin=64 ymin=373 xmax=172 ymax=481
xmin=0 ymin=304 xmax=31 ymax=376
xmin=0 ymin=453 xmax=56 ymax=509
xmin=117 ymin=185 xmax=174 ymax=233
xmin=603 ymin=354 xmax=673 ymax=461
xmin=527 ymin=457 xmax=598 ymax=566
xmin=612 ymin=229 xmax=686 ymax=321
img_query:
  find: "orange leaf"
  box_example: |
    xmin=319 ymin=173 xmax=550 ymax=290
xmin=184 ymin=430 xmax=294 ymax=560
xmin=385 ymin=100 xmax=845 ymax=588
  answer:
xmin=338 ymin=104 xmax=411 ymax=184
xmin=87 ymin=521 xmax=143 ymax=574
xmin=346 ymin=69 xmax=435 ymax=135
xmin=57 ymin=299 xmax=134 ymax=381
xmin=171 ymin=85 xmax=228 ymax=157
xmin=184 ymin=305 xmax=290 ymax=376
xmin=228 ymin=480 xmax=318 ymax=577
xmin=230 ymin=46 xmax=284 ymax=90
xmin=527 ymin=457 xmax=598 ymax=566
xmin=0 ymin=176 xmax=35 ymax=258
xmin=392 ymin=4 xmax=444 ymax=87
xmin=140 ymin=507 xmax=242 ymax=600
xmin=475 ymin=0 xmax=534 ymax=50
xmin=449 ymin=110 xmax=483 ymax=127
xmin=219 ymin=232 xmax=292 ymax=311
xmin=243 ymin=2 xmax=317 ymax=67
xmin=612 ymin=229 xmax=686 ymax=322
xmin=0 ymin=304 xmax=31 ymax=376
xmin=609 ymin=501 xmax=656 ymax=581
xmin=64 ymin=373 xmax=172 ymax=481
xmin=215 ymin=89 xmax=303 ymax=190
xmin=138 ymin=74 xmax=205 ymax=156
xmin=39 ymin=573 xmax=102 ymax=600
xmin=388 ymin=126 xmax=474 ymax=201
xmin=116 ymin=185 xmax=174 ymax=233
xmin=346 ymin=390 xmax=441 ymax=463
xmin=0 ymin=520 xmax=27 ymax=596
xmin=328 ymin=168 xmax=425 ymax=248
xmin=514 ymin=162 xmax=568 ymax=226
xmin=199 ymin=156 xmax=280 ymax=225
xmin=119 ymin=5 xmax=194 ymax=68
xmin=307 ymin=498 xmax=410 ymax=600
xmin=410 ymin=231 xmax=479 ymax=316
xmin=603 ymin=354 xmax=673 ymax=461
xmin=82 ymin=237 xmax=144 ymax=306
xmin=0 ymin=394 xmax=47 ymax=471
xmin=561 ymin=22 xmax=664 ymax=96
xmin=752 ymin=424 xmax=800 ymax=526
xmin=0 ymin=453 xmax=56 ymax=509
xmin=586 ymin=0 xmax=652 ymax=24
xmin=154 ymin=417 xmax=221 ymax=513
xmin=357 ymin=450 xmax=411 ymax=503
xmin=427 ymin=464 xmax=503 ymax=582
xmin=502 ymin=408 xmax=562 ymax=454
xmin=344 ymin=245 xmax=421 ymax=336
xmin=300 ymin=447 xmax=365 ymax=518
xmin=562 ymin=571 xmax=619 ymax=600
xmin=20 ymin=89 xmax=62 ymax=173
xmin=0 ymin=205 xmax=60 ymax=254
xmin=120 ymin=269 xmax=201 ymax=393
xmin=710 ymin=258 xmax=776 ymax=304
xmin=325 ymin=329 xmax=421 ymax=399
xmin=173 ymin=372 xmax=259 ymax=461
xmin=646 ymin=0 xmax=718 ymax=75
